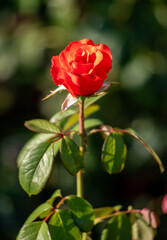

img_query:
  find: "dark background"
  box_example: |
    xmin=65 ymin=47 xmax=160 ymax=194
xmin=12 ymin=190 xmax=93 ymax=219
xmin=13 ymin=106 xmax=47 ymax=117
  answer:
xmin=0 ymin=0 xmax=167 ymax=239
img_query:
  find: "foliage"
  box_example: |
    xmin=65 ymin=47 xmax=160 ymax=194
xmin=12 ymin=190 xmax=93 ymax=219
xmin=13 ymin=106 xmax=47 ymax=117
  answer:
xmin=17 ymin=94 xmax=163 ymax=239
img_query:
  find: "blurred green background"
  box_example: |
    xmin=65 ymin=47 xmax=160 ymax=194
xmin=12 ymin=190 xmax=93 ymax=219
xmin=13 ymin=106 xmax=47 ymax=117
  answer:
xmin=0 ymin=0 xmax=167 ymax=239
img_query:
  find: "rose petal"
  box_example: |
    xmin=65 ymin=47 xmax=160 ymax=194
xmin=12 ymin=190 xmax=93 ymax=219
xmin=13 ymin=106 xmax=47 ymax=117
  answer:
xmin=51 ymin=56 xmax=65 ymax=85
xmin=96 ymin=43 xmax=112 ymax=60
xmin=91 ymin=51 xmax=112 ymax=79
xmin=88 ymin=52 xmax=96 ymax=63
xmin=66 ymin=72 xmax=103 ymax=96
xmin=71 ymin=62 xmax=94 ymax=75
xmin=78 ymin=38 xmax=95 ymax=46
xmin=62 ymin=81 xmax=76 ymax=97
xmin=93 ymin=50 xmax=104 ymax=66
xmin=59 ymin=41 xmax=83 ymax=69
xmin=73 ymin=48 xmax=88 ymax=63
xmin=51 ymin=56 xmax=76 ymax=94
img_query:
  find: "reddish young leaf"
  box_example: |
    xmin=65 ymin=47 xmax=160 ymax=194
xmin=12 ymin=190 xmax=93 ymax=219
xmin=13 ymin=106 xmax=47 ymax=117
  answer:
xmin=161 ymin=194 xmax=167 ymax=214
xmin=140 ymin=208 xmax=160 ymax=228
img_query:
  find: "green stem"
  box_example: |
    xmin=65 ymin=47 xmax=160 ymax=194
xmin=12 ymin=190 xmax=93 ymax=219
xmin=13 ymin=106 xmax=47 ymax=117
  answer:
xmin=77 ymin=170 xmax=83 ymax=198
xmin=77 ymin=97 xmax=86 ymax=198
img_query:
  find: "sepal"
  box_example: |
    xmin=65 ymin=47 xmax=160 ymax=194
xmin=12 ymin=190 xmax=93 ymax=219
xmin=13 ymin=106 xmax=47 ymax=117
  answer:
xmin=42 ymin=85 xmax=67 ymax=101
xmin=61 ymin=93 xmax=79 ymax=112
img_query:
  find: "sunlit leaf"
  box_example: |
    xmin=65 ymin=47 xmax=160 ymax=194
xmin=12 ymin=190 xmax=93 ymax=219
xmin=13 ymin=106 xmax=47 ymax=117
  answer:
xmin=72 ymin=118 xmax=102 ymax=132
xmin=102 ymin=133 xmax=127 ymax=174
xmin=84 ymin=104 xmax=100 ymax=116
xmin=39 ymin=209 xmax=53 ymax=220
xmin=94 ymin=206 xmax=122 ymax=218
xmin=94 ymin=206 xmax=122 ymax=225
xmin=132 ymin=214 xmax=155 ymax=240
xmin=50 ymin=109 xmax=77 ymax=124
xmin=60 ymin=137 xmax=84 ymax=175
xmin=53 ymin=140 xmax=61 ymax=157
xmin=19 ymin=142 xmax=54 ymax=195
xmin=66 ymin=196 xmax=95 ymax=232
xmin=25 ymin=203 xmax=53 ymax=224
xmin=17 ymin=221 xmax=51 ymax=240
xmin=122 ymin=128 xmax=164 ymax=173
xmin=101 ymin=214 xmax=132 ymax=240
xmin=84 ymin=92 xmax=107 ymax=108
xmin=63 ymin=104 xmax=100 ymax=131
xmin=17 ymin=133 xmax=56 ymax=167
xmin=49 ymin=209 xmax=81 ymax=240
xmin=25 ymin=119 xmax=60 ymax=134
xmin=60 ymin=112 xmax=78 ymax=131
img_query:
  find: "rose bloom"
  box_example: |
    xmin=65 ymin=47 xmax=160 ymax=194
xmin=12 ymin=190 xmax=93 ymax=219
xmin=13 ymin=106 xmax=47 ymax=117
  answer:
xmin=51 ymin=38 xmax=112 ymax=96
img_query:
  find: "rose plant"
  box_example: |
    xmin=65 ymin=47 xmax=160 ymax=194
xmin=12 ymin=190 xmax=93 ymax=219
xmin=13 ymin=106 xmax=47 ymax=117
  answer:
xmin=17 ymin=39 xmax=164 ymax=240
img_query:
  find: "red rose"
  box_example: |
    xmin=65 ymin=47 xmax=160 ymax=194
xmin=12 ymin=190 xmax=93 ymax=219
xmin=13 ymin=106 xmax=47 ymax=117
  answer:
xmin=50 ymin=38 xmax=112 ymax=96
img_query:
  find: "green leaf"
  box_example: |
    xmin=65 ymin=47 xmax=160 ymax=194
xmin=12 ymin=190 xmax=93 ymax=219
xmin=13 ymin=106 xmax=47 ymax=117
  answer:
xmin=94 ymin=206 xmax=122 ymax=219
xmin=50 ymin=109 xmax=77 ymax=124
xmin=17 ymin=221 xmax=51 ymax=240
xmin=17 ymin=133 xmax=56 ymax=167
xmin=25 ymin=203 xmax=53 ymax=224
xmin=102 ymin=133 xmax=127 ymax=174
xmin=132 ymin=214 xmax=155 ymax=240
xmin=46 ymin=189 xmax=62 ymax=206
xmin=84 ymin=104 xmax=100 ymax=116
xmin=49 ymin=209 xmax=81 ymax=240
xmin=122 ymin=128 xmax=165 ymax=173
xmin=39 ymin=209 xmax=53 ymax=220
xmin=19 ymin=142 xmax=54 ymax=196
xmin=66 ymin=196 xmax=95 ymax=232
xmin=63 ymin=104 xmax=100 ymax=131
xmin=101 ymin=214 xmax=132 ymax=240
xmin=53 ymin=140 xmax=61 ymax=157
xmin=72 ymin=118 xmax=102 ymax=132
xmin=60 ymin=137 xmax=84 ymax=175
xmin=25 ymin=119 xmax=60 ymax=134
xmin=84 ymin=93 xmax=107 ymax=108
xmin=61 ymin=113 xmax=78 ymax=131
xmin=84 ymin=118 xmax=102 ymax=129
xmin=94 ymin=206 xmax=122 ymax=225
